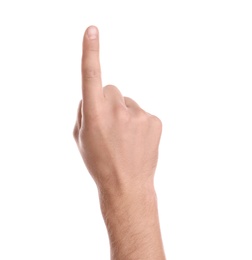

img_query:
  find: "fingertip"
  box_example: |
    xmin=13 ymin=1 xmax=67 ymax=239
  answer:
xmin=86 ymin=25 xmax=99 ymax=40
xmin=82 ymin=25 xmax=100 ymax=53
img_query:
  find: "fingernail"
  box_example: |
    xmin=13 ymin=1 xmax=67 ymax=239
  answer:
xmin=87 ymin=26 xmax=97 ymax=39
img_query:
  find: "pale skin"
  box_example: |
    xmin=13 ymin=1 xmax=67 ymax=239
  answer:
xmin=73 ymin=25 xmax=166 ymax=260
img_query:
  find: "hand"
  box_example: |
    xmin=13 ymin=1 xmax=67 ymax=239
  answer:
xmin=73 ymin=26 xmax=162 ymax=194
xmin=73 ymin=26 xmax=165 ymax=260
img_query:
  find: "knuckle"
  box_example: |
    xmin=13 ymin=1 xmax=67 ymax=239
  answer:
xmin=103 ymin=85 xmax=120 ymax=96
xmin=135 ymin=110 xmax=148 ymax=122
xmin=89 ymin=47 xmax=99 ymax=52
xmin=152 ymin=116 xmax=163 ymax=130
xmin=82 ymin=68 xmax=101 ymax=80
xmin=103 ymin=84 xmax=116 ymax=91
xmin=106 ymin=84 xmax=117 ymax=88
xmin=117 ymin=105 xmax=130 ymax=120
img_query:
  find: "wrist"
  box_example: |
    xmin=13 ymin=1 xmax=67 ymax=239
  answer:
xmin=98 ymin=181 xmax=165 ymax=260
xmin=98 ymin=179 xmax=156 ymax=210
xmin=98 ymin=180 xmax=158 ymax=232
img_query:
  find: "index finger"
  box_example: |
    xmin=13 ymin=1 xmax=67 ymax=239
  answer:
xmin=81 ymin=26 xmax=103 ymax=105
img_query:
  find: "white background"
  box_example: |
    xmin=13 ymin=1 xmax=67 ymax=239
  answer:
xmin=0 ymin=0 xmax=251 ymax=259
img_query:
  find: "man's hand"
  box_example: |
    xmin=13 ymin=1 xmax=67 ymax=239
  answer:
xmin=73 ymin=25 xmax=162 ymax=193
xmin=73 ymin=26 xmax=165 ymax=260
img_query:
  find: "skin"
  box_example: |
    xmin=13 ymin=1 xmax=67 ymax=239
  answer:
xmin=73 ymin=25 xmax=166 ymax=260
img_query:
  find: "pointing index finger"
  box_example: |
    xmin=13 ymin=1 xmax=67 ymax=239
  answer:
xmin=82 ymin=26 xmax=103 ymax=105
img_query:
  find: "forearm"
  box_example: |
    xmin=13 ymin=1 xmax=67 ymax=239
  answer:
xmin=99 ymin=184 xmax=166 ymax=260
